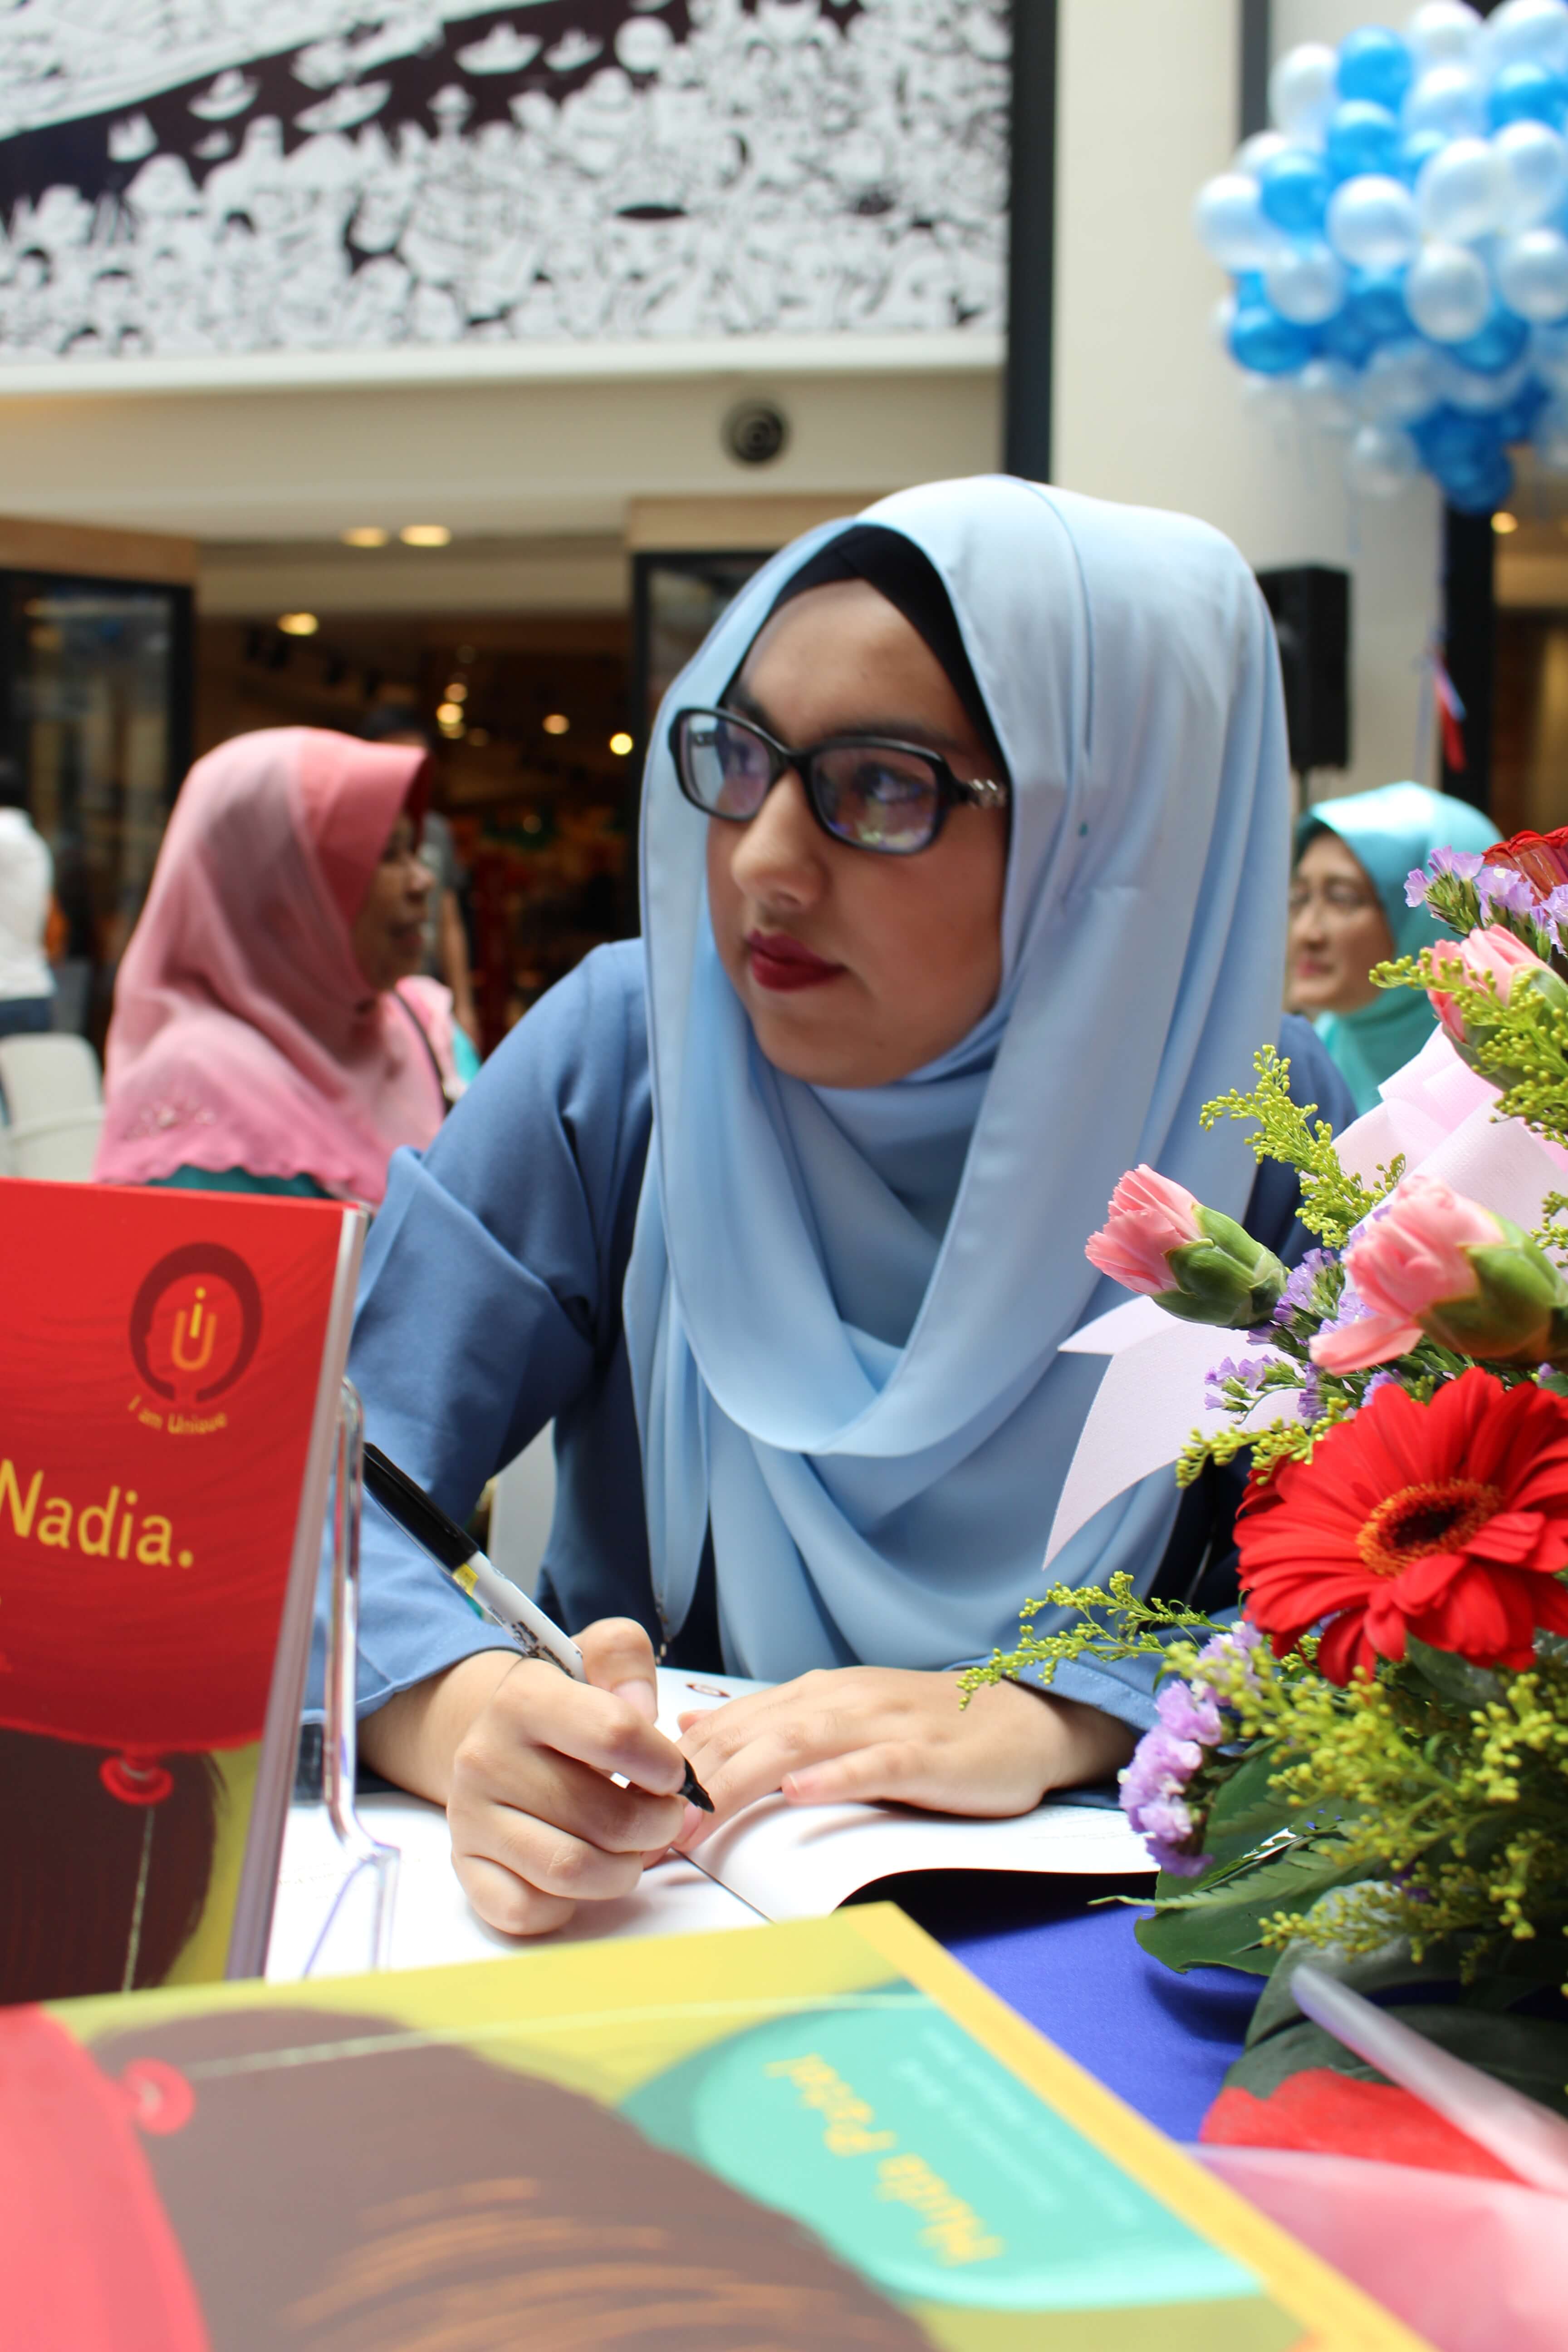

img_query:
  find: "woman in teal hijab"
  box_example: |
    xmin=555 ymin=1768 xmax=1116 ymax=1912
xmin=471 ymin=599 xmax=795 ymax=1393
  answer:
xmin=1290 ymin=781 xmax=1497 ymax=1114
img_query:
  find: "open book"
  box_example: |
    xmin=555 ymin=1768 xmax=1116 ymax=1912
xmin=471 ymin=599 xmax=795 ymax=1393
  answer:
xmin=0 ymin=1178 xmax=363 ymax=2002
xmin=271 ymin=1663 xmax=1151 ymax=1974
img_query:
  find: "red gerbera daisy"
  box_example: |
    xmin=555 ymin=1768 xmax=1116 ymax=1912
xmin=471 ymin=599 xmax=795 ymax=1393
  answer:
xmin=1237 ymin=1369 xmax=1568 ymax=1683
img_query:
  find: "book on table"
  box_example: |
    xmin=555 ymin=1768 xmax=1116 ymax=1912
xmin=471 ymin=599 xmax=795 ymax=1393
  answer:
xmin=0 ymin=1905 xmax=1426 ymax=2351
xmin=0 ymin=1177 xmax=363 ymax=2005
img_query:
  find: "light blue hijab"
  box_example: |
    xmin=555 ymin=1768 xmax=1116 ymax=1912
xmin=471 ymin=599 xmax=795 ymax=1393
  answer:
xmin=624 ymin=477 xmax=1291 ymax=1680
xmin=1298 ymin=782 xmax=1498 ymax=1116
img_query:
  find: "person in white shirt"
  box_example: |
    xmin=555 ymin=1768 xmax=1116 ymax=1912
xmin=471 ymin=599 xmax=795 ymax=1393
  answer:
xmin=0 ymin=762 xmax=55 ymax=1037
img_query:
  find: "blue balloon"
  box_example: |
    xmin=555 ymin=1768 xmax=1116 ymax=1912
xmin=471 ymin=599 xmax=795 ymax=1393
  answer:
xmin=1413 ymin=405 xmax=1502 ymax=475
xmin=1325 ymin=99 xmax=1402 ymax=179
xmin=1232 ymin=269 xmax=1267 ymax=304
xmin=1230 ymin=303 xmax=1318 ymax=374
xmin=1258 ymin=147 xmax=1333 ymax=234
xmin=1495 ymin=377 xmax=1551 ymax=440
xmin=1489 ymin=60 xmax=1568 ymax=129
xmin=1337 ymin=26 xmax=1414 ymax=113
xmin=1396 ymin=128 xmax=1447 ymax=184
xmin=1344 ymin=267 xmax=1411 ymax=339
xmin=1318 ymin=308 xmax=1377 ymax=365
xmin=1448 ymin=306 xmax=1532 ymax=372
xmin=1447 ymin=447 xmax=1515 ymax=511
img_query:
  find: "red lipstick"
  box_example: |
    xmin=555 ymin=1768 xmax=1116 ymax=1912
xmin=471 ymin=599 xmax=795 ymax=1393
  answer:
xmin=745 ymin=930 xmax=845 ymax=993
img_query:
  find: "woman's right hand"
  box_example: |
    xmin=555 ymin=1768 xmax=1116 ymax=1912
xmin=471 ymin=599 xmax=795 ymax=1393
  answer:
xmin=357 ymin=1620 xmax=690 ymax=1936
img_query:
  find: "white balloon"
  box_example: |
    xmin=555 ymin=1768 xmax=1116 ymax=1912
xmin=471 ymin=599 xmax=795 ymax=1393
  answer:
xmin=1406 ymin=1 xmax=1483 ymax=67
xmin=1270 ymin=44 xmax=1338 ymax=140
xmin=1233 ymin=130 xmax=1290 ymax=176
xmin=1346 ymin=421 xmax=1421 ymax=496
xmin=1496 ymin=224 xmax=1568 ymax=318
xmin=1210 ymin=293 xmax=1237 ymax=350
xmin=1240 ymin=372 xmax=1303 ymax=427
xmin=1417 ymin=136 xmax=1506 ymax=239
xmin=1297 ymin=357 xmax=1362 ymax=434
xmin=1484 ymin=0 xmax=1568 ymax=73
xmin=1493 ymin=118 xmax=1568 ymax=230
xmin=1403 ymin=63 xmax=1488 ymax=137
xmin=1326 ymin=174 xmax=1420 ymax=268
xmin=1533 ymin=320 xmax=1568 ymax=387
xmin=1405 ymin=238 xmax=1492 ymax=337
xmin=1264 ymin=241 xmax=1347 ymax=323
xmin=1193 ymin=173 xmax=1282 ymax=270
xmin=1359 ymin=338 xmax=1441 ymax=421
xmin=1434 ymin=350 xmax=1532 ymax=407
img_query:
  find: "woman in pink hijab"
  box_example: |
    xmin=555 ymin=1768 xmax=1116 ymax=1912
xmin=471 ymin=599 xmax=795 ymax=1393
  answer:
xmin=95 ymin=728 xmax=464 ymax=1205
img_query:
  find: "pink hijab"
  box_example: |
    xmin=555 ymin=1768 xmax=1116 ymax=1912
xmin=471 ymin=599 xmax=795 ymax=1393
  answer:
xmin=95 ymin=728 xmax=453 ymax=1205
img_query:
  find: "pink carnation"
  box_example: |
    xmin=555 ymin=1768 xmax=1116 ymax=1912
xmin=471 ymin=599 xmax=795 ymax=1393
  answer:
xmin=1310 ymin=1176 xmax=1501 ymax=1375
xmin=1430 ymin=924 xmax=1549 ymax=1045
xmin=1085 ymin=1166 xmax=1202 ymax=1295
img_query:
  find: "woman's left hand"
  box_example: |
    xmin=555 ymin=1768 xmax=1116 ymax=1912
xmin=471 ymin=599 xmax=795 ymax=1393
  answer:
xmin=673 ymin=1667 xmax=1135 ymax=1844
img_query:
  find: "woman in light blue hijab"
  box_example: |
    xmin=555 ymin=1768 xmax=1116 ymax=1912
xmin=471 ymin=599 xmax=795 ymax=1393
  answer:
xmin=1291 ymin=782 xmax=1497 ymax=1115
xmin=347 ymin=477 xmax=1335 ymax=1939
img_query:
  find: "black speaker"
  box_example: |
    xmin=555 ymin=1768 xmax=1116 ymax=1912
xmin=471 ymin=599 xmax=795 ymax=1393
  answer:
xmin=1255 ymin=564 xmax=1351 ymax=775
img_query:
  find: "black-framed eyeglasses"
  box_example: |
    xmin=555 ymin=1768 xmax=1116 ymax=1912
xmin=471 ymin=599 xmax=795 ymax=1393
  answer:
xmin=670 ymin=706 xmax=1008 ymax=857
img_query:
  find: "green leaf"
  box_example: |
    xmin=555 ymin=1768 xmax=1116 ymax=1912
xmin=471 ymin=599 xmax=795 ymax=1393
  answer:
xmin=1136 ymin=1836 xmax=1366 ymax=1977
xmin=1400 ymin=1637 xmax=1504 ymax=1712
xmin=1198 ymin=1744 xmax=1297 ymax=1869
xmin=1221 ymin=2005 xmax=1568 ymax=2122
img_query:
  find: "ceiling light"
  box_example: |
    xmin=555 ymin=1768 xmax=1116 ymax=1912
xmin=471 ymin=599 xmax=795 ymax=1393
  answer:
xmin=436 ymin=700 xmax=464 ymax=725
xmin=542 ymin=712 xmax=569 ymax=735
xmin=1493 ymin=511 xmax=1519 ymax=534
xmin=278 ymin=611 xmax=319 ymax=636
xmin=400 ymin=523 xmax=451 ymax=548
xmin=457 ymin=643 xmax=477 ymax=662
xmin=469 ymin=727 xmax=490 ymax=747
xmin=609 ymin=730 xmax=634 ymax=756
xmin=444 ymin=681 xmax=468 ymax=702
xmin=341 ymin=526 xmax=388 ymax=548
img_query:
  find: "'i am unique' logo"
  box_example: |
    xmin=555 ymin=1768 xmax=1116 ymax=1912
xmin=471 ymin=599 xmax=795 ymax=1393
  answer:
xmin=127 ymin=1244 xmax=264 ymax=1426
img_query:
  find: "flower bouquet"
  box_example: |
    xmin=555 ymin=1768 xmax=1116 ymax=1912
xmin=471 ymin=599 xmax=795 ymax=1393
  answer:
xmin=973 ymin=824 xmax=1568 ymax=2132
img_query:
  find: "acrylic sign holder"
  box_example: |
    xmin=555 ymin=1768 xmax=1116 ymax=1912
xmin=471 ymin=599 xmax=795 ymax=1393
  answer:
xmin=303 ymin=1380 xmax=399 ymax=1976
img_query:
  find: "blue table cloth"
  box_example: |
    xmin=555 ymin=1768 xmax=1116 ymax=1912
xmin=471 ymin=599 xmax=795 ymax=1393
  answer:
xmin=857 ymin=1872 xmax=1259 ymax=2141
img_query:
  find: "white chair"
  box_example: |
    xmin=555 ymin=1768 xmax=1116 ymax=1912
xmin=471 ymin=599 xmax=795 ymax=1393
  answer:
xmin=487 ymin=1425 xmax=557 ymax=1598
xmin=1 ymin=1107 xmax=104 ymax=1181
xmin=0 ymin=1034 xmax=105 ymax=1184
xmin=0 ymin=1033 xmax=103 ymax=1123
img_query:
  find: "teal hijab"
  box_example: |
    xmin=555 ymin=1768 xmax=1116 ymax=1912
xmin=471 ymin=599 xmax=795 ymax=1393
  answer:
xmin=1298 ymin=781 xmax=1498 ymax=1115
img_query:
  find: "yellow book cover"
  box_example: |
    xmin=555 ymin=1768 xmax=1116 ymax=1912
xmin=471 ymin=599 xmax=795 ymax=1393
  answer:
xmin=1 ymin=1906 xmax=1427 ymax=2351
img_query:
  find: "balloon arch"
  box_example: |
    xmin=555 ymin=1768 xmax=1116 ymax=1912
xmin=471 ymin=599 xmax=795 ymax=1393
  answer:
xmin=1196 ymin=0 xmax=1568 ymax=512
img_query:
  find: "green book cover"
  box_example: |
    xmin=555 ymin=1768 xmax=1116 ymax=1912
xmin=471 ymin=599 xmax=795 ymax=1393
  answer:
xmin=1 ymin=1905 xmax=1427 ymax=2351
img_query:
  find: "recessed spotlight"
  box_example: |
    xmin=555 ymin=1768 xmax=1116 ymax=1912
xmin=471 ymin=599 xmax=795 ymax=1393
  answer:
xmin=1493 ymin=511 xmax=1519 ymax=535
xmin=444 ymin=681 xmax=468 ymax=702
xmin=400 ymin=523 xmax=451 ymax=548
xmin=542 ymin=712 xmax=569 ymax=735
xmin=341 ymin=526 xmax=388 ymax=548
xmin=436 ymin=700 xmax=464 ymax=725
xmin=469 ymin=727 xmax=490 ymax=747
xmin=609 ymin=730 xmax=633 ymax=756
xmin=523 ymin=811 xmax=543 ymax=834
xmin=457 ymin=643 xmax=477 ymax=662
xmin=278 ymin=611 xmax=319 ymax=636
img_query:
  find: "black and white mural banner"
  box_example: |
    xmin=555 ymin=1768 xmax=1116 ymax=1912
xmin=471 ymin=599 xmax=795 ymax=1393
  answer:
xmin=0 ymin=0 xmax=1006 ymax=359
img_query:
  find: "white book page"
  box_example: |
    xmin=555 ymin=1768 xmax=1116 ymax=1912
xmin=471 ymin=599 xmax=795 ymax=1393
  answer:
xmin=657 ymin=1667 xmax=1153 ymax=1921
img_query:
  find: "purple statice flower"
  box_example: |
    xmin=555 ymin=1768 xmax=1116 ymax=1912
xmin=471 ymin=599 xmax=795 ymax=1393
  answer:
xmin=1119 ymin=1726 xmax=1209 ymax=1876
xmin=1204 ymin=1353 xmax=1272 ymax=1413
xmin=1297 ymin=1365 xmax=1322 ymax=1425
xmin=1404 ymin=867 xmax=1431 ymax=910
xmin=1271 ymin=1247 xmax=1337 ymax=1331
xmin=1428 ymin=847 xmax=1485 ymax=882
xmin=1156 ymin=1675 xmax=1223 ymax=1746
xmin=1476 ymin=864 xmax=1539 ymax=922
xmin=1364 ymin=1369 xmax=1399 ymax=1399
xmin=1543 ymin=884 xmax=1568 ymax=929
xmin=1196 ymin=1621 xmax=1264 ymax=1673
